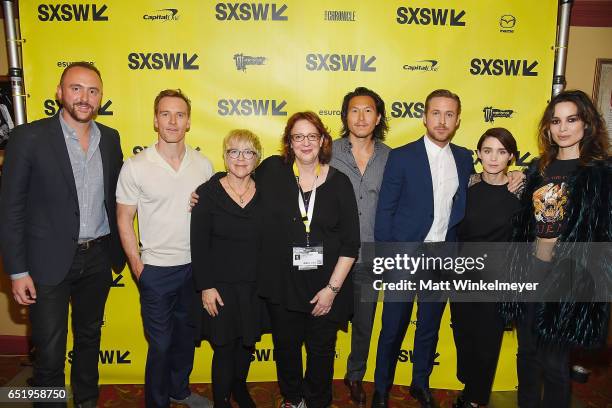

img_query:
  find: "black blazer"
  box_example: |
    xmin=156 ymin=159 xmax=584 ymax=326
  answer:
xmin=0 ymin=114 xmax=126 ymax=285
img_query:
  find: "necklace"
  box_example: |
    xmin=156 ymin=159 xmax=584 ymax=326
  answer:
xmin=225 ymin=177 xmax=252 ymax=204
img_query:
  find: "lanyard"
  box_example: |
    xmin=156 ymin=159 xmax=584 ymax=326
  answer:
xmin=293 ymin=162 xmax=320 ymax=240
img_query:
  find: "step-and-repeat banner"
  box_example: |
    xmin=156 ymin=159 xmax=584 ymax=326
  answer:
xmin=19 ymin=0 xmax=558 ymax=389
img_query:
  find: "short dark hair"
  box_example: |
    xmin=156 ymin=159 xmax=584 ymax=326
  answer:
xmin=281 ymin=111 xmax=333 ymax=164
xmin=60 ymin=61 xmax=102 ymax=85
xmin=477 ymin=127 xmax=518 ymax=166
xmin=340 ymin=87 xmax=389 ymax=141
xmin=154 ymin=89 xmax=192 ymax=116
xmin=425 ymin=89 xmax=461 ymax=115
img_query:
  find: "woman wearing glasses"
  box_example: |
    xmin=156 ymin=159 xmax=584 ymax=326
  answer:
xmin=256 ymin=112 xmax=360 ymax=408
xmin=191 ymin=129 xmax=264 ymax=408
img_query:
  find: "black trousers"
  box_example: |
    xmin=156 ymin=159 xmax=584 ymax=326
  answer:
xmin=346 ymin=263 xmax=378 ymax=381
xmin=450 ymin=301 xmax=504 ymax=405
xmin=517 ymin=302 xmax=571 ymax=408
xmin=211 ymin=338 xmax=255 ymax=408
xmin=267 ymin=302 xmax=339 ymax=408
xmin=29 ymin=241 xmax=112 ymax=408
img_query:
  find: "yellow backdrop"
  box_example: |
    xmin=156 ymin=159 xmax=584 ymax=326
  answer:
xmin=18 ymin=0 xmax=558 ymax=389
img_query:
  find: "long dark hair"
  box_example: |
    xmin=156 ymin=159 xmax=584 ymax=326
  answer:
xmin=340 ymin=87 xmax=388 ymax=141
xmin=537 ymin=90 xmax=609 ymax=173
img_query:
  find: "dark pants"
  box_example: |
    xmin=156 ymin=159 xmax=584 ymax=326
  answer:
xmin=139 ymin=263 xmax=196 ymax=408
xmin=211 ymin=338 xmax=255 ymax=408
xmin=517 ymin=302 xmax=571 ymax=408
xmin=450 ymin=302 xmax=504 ymax=405
xmin=374 ymin=298 xmax=446 ymax=393
xmin=346 ymin=263 xmax=378 ymax=381
xmin=267 ymin=302 xmax=339 ymax=408
xmin=29 ymin=241 xmax=112 ymax=408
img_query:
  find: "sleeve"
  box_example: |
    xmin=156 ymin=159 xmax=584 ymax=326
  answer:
xmin=0 ymin=125 xmax=34 ymax=276
xmin=115 ymin=159 xmax=139 ymax=205
xmin=190 ymin=183 xmax=215 ymax=290
xmin=374 ymin=149 xmax=403 ymax=242
xmin=336 ymin=173 xmax=360 ymax=258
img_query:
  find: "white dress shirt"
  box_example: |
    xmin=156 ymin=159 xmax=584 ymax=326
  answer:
xmin=423 ymin=135 xmax=459 ymax=242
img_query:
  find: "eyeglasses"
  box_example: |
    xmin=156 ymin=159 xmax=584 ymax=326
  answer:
xmin=291 ymin=133 xmax=321 ymax=142
xmin=226 ymin=149 xmax=257 ymax=160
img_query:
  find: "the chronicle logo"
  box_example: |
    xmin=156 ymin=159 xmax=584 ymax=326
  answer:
xmin=324 ymin=10 xmax=356 ymax=22
xmin=499 ymin=15 xmax=516 ymax=33
xmin=215 ymin=3 xmax=288 ymax=21
xmin=143 ymin=8 xmax=179 ymax=22
xmin=234 ymin=54 xmax=266 ymax=72
xmin=397 ymin=7 xmax=465 ymax=26
xmin=305 ymin=54 xmax=376 ymax=72
xmin=470 ymin=59 xmax=538 ymax=76
xmin=403 ymin=60 xmax=439 ymax=72
xmin=38 ymin=4 xmax=108 ymax=21
xmin=483 ymin=106 xmax=514 ymax=123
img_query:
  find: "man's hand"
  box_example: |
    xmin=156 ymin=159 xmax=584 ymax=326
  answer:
xmin=12 ymin=275 xmax=37 ymax=305
xmin=202 ymin=288 xmax=224 ymax=317
xmin=507 ymin=170 xmax=526 ymax=194
xmin=131 ymin=259 xmax=145 ymax=281
xmin=189 ymin=191 xmax=199 ymax=212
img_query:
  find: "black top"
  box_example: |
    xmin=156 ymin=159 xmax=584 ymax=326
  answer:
xmin=532 ymin=158 xmax=578 ymax=238
xmin=458 ymin=175 xmax=521 ymax=242
xmin=191 ymin=172 xmax=260 ymax=290
xmin=255 ymin=156 xmax=360 ymax=322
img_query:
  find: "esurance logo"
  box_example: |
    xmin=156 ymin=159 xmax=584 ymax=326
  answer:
xmin=483 ymin=107 xmax=514 ymax=123
xmin=305 ymin=54 xmax=376 ymax=72
xmin=218 ymin=99 xmax=287 ymax=116
xmin=38 ymin=3 xmax=108 ymax=21
xmin=403 ymin=60 xmax=438 ymax=72
xmin=143 ymin=8 xmax=179 ymax=21
xmin=127 ymin=53 xmax=199 ymax=70
xmin=234 ymin=54 xmax=266 ymax=72
xmin=215 ymin=3 xmax=288 ymax=21
xmin=324 ymin=10 xmax=356 ymax=22
xmin=391 ymin=101 xmax=425 ymax=119
xmin=499 ymin=15 xmax=516 ymax=33
xmin=397 ymin=7 xmax=465 ymax=26
xmin=470 ymin=59 xmax=538 ymax=76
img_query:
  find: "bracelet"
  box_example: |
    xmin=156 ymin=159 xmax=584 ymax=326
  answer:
xmin=326 ymin=283 xmax=340 ymax=293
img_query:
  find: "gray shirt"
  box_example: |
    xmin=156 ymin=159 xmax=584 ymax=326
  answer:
xmin=331 ymin=137 xmax=390 ymax=262
xmin=59 ymin=111 xmax=109 ymax=242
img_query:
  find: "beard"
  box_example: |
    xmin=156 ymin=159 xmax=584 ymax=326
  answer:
xmin=62 ymin=101 xmax=97 ymax=123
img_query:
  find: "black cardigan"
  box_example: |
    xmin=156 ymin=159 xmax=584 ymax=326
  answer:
xmin=255 ymin=156 xmax=360 ymax=322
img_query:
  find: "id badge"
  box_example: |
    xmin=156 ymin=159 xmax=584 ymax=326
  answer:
xmin=292 ymin=245 xmax=323 ymax=270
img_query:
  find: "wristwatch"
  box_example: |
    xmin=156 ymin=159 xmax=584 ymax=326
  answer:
xmin=326 ymin=283 xmax=340 ymax=293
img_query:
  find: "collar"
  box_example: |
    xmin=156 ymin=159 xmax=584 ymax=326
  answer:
xmin=146 ymin=143 xmax=193 ymax=170
xmin=58 ymin=110 xmax=99 ymax=141
xmin=423 ymin=134 xmax=451 ymax=155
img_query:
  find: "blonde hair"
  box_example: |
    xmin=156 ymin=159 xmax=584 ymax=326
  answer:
xmin=223 ymin=129 xmax=263 ymax=166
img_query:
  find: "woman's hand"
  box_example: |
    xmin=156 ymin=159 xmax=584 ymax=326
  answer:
xmin=202 ymin=288 xmax=224 ymax=317
xmin=507 ymin=170 xmax=526 ymax=193
xmin=189 ymin=191 xmax=200 ymax=212
xmin=309 ymin=286 xmax=337 ymax=317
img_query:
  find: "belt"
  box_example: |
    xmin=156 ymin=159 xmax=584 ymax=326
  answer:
xmin=77 ymin=235 xmax=109 ymax=251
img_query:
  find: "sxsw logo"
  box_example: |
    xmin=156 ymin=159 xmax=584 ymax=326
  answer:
xmin=143 ymin=8 xmax=179 ymax=22
xmin=215 ymin=3 xmax=288 ymax=21
xmin=111 ymin=273 xmax=125 ymax=288
xmin=397 ymin=7 xmax=465 ymax=26
xmin=470 ymin=59 xmax=538 ymax=76
xmin=398 ymin=349 xmax=440 ymax=365
xmin=43 ymin=99 xmax=113 ymax=116
xmin=217 ymin=99 xmax=287 ymax=116
xmin=483 ymin=106 xmax=514 ymax=123
xmin=234 ymin=53 xmax=266 ymax=72
xmin=403 ymin=60 xmax=438 ymax=72
xmin=390 ymin=101 xmax=425 ymax=119
xmin=67 ymin=349 xmax=131 ymax=364
xmin=38 ymin=3 xmax=108 ymax=21
xmin=305 ymin=54 xmax=376 ymax=72
xmin=499 ymin=14 xmax=516 ymax=33
xmin=252 ymin=348 xmax=275 ymax=362
xmin=127 ymin=53 xmax=199 ymax=70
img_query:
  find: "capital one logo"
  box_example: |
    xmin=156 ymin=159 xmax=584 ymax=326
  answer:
xmin=215 ymin=3 xmax=288 ymax=21
xmin=470 ymin=59 xmax=538 ymax=76
xmin=305 ymin=54 xmax=376 ymax=72
xmin=396 ymin=7 xmax=465 ymax=26
xmin=38 ymin=3 xmax=108 ymax=21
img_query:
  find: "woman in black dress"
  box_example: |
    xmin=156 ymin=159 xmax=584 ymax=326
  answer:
xmin=451 ymin=128 xmax=521 ymax=408
xmin=256 ymin=111 xmax=360 ymax=408
xmin=191 ymin=129 xmax=263 ymax=408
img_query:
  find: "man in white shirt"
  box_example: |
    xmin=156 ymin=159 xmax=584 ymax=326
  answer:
xmin=116 ymin=89 xmax=213 ymax=408
xmin=372 ymin=90 xmax=474 ymax=408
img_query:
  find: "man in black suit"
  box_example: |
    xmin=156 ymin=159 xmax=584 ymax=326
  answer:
xmin=0 ymin=62 xmax=125 ymax=408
